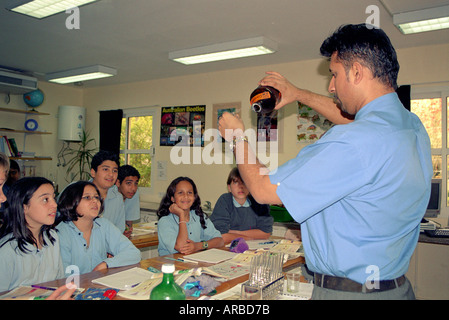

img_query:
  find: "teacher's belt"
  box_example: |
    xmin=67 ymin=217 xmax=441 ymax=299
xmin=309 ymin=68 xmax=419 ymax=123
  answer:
xmin=314 ymin=273 xmax=406 ymax=293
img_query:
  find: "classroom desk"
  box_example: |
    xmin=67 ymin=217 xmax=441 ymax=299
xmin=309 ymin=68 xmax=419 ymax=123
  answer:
xmin=32 ymin=247 xmax=305 ymax=300
xmin=130 ymin=232 xmax=158 ymax=249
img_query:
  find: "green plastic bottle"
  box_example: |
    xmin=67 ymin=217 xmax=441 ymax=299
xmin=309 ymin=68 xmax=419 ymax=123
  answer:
xmin=150 ymin=263 xmax=186 ymax=300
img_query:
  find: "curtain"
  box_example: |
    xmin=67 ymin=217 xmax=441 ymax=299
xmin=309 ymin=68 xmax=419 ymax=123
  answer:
xmin=99 ymin=109 xmax=123 ymax=155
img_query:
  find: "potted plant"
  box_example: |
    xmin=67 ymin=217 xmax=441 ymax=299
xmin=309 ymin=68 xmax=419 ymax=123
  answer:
xmin=64 ymin=130 xmax=97 ymax=182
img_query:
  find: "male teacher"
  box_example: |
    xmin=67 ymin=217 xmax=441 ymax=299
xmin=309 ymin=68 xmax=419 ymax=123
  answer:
xmin=219 ymin=23 xmax=432 ymax=300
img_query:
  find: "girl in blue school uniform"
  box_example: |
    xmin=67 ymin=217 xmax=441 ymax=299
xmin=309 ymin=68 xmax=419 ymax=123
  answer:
xmin=56 ymin=181 xmax=141 ymax=275
xmin=157 ymin=176 xmax=224 ymax=256
xmin=0 ymin=176 xmax=65 ymax=292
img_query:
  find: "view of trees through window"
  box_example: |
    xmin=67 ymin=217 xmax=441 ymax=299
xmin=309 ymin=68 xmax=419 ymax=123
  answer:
xmin=411 ymin=96 xmax=449 ymax=206
xmin=411 ymin=98 xmax=442 ymax=178
xmin=120 ymin=115 xmax=153 ymax=188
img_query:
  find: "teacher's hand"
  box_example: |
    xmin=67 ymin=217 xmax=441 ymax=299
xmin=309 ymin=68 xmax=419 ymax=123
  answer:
xmin=218 ymin=112 xmax=245 ymax=141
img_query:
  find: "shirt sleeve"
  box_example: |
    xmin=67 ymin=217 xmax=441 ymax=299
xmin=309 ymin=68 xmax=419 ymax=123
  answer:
xmin=0 ymin=241 xmax=15 ymax=292
xmin=255 ymin=204 xmax=274 ymax=233
xmin=102 ymin=219 xmax=141 ymax=268
xmin=125 ymin=189 xmax=141 ymax=221
xmin=269 ymin=138 xmax=365 ymax=223
xmin=202 ymin=216 xmax=223 ymax=241
xmin=157 ymin=215 xmax=179 ymax=255
xmin=209 ymin=194 xmax=233 ymax=234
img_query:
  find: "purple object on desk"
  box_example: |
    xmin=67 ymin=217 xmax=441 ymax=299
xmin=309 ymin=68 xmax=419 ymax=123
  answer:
xmin=230 ymin=237 xmax=249 ymax=253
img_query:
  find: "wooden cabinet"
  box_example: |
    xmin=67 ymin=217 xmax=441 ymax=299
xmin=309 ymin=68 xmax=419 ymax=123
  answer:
xmin=407 ymin=240 xmax=449 ymax=300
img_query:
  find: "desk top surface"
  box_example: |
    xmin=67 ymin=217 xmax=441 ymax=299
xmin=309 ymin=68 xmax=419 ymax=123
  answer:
xmin=30 ymin=246 xmax=304 ymax=300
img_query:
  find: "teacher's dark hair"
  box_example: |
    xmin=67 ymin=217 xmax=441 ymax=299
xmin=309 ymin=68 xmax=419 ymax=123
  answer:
xmin=320 ymin=23 xmax=400 ymax=90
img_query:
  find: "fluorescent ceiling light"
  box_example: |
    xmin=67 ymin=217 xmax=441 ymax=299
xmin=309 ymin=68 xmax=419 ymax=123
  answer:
xmin=169 ymin=37 xmax=277 ymax=65
xmin=393 ymin=5 xmax=449 ymax=34
xmin=46 ymin=65 xmax=117 ymax=84
xmin=7 ymin=0 xmax=98 ymax=19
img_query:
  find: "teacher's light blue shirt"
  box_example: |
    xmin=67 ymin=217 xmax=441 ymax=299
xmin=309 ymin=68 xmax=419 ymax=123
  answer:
xmin=157 ymin=210 xmax=222 ymax=256
xmin=57 ymin=218 xmax=141 ymax=274
xmin=270 ymin=93 xmax=432 ymax=284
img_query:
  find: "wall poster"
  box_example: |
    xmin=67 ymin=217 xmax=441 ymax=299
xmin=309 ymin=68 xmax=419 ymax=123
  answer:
xmin=296 ymin=102 xmax=333 ymax=143
xmin=160 ymin=105 xmax=206 ymax=147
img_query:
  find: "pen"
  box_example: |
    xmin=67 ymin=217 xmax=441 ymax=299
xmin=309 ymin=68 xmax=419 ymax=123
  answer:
xmin=31 ymin=285 xmax=57 ymax=291
xmin=164 ymin=257 xmax=198 ymax=264
xmin=259 ymin=241 xmax=275 ymax=245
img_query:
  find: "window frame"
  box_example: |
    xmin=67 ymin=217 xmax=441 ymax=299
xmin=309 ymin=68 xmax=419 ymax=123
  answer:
xmin=120 ymin=106 xmax=157 ymax=195
xmin=411 ymin=86 xmax=449 ymax=221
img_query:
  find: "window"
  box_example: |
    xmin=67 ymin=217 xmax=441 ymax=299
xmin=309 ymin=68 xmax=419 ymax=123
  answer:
xmin=120 ymin=108 xmax=155 ymax=189
xmin=411 ymin=87 xmax=449 ymax=215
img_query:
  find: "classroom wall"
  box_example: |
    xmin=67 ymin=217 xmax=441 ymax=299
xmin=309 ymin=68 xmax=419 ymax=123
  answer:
xmin=2 ymin=43 xmax=448 ymax=213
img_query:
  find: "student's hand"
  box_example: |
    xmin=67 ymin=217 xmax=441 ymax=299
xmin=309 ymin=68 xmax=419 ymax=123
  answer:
xmin=259 ymin=71 xmax=300 ymax=110
xmin=46 ymin=284 xmax=77 ymax=300
xmin=93 ymin=262 xmax=108 ymax=272
xmin=169 ymin=203 xmax=187 ymax=220
xmin=178 ymin=239 xmax=197 ymax=255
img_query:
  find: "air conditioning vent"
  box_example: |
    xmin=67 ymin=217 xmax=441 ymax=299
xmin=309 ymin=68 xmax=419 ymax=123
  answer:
xmin=0 ymin=70 xmax=38 ymax=94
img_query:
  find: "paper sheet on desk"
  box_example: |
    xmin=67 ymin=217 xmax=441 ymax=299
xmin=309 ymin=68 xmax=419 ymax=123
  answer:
xmin=92 ymin=267 xmax=154 ymax=290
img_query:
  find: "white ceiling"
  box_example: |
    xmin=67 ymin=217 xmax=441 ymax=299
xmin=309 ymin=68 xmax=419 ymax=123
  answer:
xmin=1 ymin=0 xmax=448 ymax=88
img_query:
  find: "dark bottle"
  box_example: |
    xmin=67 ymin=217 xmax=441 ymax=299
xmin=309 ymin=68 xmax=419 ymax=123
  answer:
xmin=250 ymin=86 xmax=281 ymax=114
xmin=149 ymin=264 xmax=186 ymax=300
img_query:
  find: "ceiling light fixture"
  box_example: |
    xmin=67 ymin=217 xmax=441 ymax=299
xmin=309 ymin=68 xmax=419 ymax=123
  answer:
xmin=169 ymin=37 xmax=278 ymax=65
xmin=393 ymin=5 xmax=449 ymax=34
xmin=45 ymin=65 xmax=117 ymax=84
xmin=7 ymin=0 xmax=99 ymax=19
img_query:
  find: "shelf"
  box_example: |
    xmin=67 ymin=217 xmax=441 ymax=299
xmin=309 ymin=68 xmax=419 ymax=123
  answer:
xmin=0 ymin=129 xmax=52 ymax=134
xmin=0 ymin=107 xmax=50 ymax=116
xmin=10 ymin=157 xmax=52 ymax=161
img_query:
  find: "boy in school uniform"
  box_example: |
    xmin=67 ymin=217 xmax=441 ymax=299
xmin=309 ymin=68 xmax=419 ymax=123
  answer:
xmin=90 ymin=150 xmax=128 ymax=236
xmin=115 ymin=165 xmax=141 ymax=238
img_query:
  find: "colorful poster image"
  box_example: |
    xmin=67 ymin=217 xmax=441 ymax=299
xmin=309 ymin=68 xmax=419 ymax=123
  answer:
xmin=296 ymin=102 xmax=333 ymax=143
xmin=160 ymin=105 xmax=206 ymax=147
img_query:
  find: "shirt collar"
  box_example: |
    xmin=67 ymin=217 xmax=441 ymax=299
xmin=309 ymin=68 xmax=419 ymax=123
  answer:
xmin=232 ymin=197 xmax=251 ymax=208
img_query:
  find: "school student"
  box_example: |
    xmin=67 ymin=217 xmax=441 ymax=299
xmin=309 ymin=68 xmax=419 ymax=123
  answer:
xmin=0 ymin=175 xmax=64 ymax=292
xmin=56 ymin=181 xmax=141 ymax=274
xmin=210 ymin=167 xmax=273 ymax=244
xmin=89 ymin=150 xmax=128 ymax=235
xmin=116 ymin=164 xmax=141 ymax=237
xmin=157 ymin=176 xmax=223 ymax=256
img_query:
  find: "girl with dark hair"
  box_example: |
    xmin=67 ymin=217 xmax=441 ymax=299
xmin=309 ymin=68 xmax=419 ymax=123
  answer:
xmin=0 ymin=176 xmax=64 ymax=292
xmin=56 ymin=181 xmax=140 ymax=274
xmin=157 ymin=177 xmax=223 ymax=256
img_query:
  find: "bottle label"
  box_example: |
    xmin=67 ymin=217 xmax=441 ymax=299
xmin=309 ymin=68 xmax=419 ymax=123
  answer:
xmin=250 ymin=92 xmax=271 ymax=105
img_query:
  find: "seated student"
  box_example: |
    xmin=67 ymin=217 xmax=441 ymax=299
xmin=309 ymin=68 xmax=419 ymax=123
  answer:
xmin=116 ymin=165 xmax=141 ymax=238
xmin=0 ymin=175 xmax=64 ymax=292
xmin=89 ymin=150 xmax=128 ymax=235
xmin=157 ymin=176 xmax=224 ymax=256
xmin=210 ymin=167 xmax=273 ymax=244
xmin=0 ymin=159 xmax=20 ymax=215
xmin=0 ymin=153 xmax=9 ymax=222
xmin=6 ymin=159 xmax=20 ymax=187
xmin=56 ymin=181 xmax=141 ymax=274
